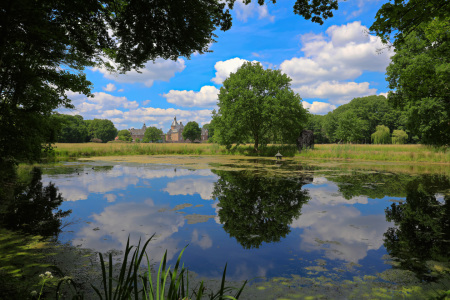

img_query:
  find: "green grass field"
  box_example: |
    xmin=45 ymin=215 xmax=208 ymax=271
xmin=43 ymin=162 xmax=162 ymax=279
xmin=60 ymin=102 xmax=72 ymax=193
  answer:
xmin=47 ymin=142 xmax=450 ymax=164
xmin=298 ymin=144 xmax=450 ymax=163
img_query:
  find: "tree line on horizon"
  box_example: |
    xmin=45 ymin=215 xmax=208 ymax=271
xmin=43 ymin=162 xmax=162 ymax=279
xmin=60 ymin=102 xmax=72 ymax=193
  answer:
xmin=206 ymin=94 xmax=415 ymax=146
xmin=305 ymin=95 xmax=411 ymax=145
xmin=52 ymin=114 xmax=208 ymax=144
xmin=52 ymin=92 xmax=435 ymax=147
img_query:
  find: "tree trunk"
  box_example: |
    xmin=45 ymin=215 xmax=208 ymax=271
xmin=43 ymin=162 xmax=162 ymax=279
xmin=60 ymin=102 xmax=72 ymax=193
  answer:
xmin=254 ymin=136 xmax=259 ymax=152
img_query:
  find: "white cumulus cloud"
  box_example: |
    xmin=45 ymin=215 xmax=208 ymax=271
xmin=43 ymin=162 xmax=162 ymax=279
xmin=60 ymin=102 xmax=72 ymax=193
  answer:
xmin=211 ymin=57 xmax=259 ymax=84
xmin=302 ymin=101 xmax=336 ymax=114
xmin=62 ymin=92 xmax=213 ymax=131
xmin=280 ymin=21 xmax=393 ymax=106
xmin=297 ymin=81 xmax=377 ymax=105
xmin=90 ymin=92 xmax=139 ymax=109
xmin=93 ymin=58 xmax=185 ymax=87
xmin=233 ymin=0 xmax=275 ymax=22
xmin=120 ymin=107 xmax=213 ymax=131
xmin=163 ymin=86 xmax=219 ymax=107
xmin=164 ymin=178 xmax=216 ymax=200
xmin=102 ymin=83 xmax=116 ymax=92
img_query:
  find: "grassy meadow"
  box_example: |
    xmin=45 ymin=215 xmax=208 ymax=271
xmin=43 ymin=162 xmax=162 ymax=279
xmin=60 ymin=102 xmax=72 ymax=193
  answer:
xmin=47 ymin=142 xmax=450 ymax=164
xmin=298 ymin=143 xmax=450 ymax=163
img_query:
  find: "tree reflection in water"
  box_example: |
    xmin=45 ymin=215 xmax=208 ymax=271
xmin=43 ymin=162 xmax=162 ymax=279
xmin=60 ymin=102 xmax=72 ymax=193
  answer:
xmin=383 ymin=175 xmax=450 ymax=281
xmin=212 ymin=170 xmax=311 ymax=249
xmin=0 ymin=167 xmax=71 ymax=237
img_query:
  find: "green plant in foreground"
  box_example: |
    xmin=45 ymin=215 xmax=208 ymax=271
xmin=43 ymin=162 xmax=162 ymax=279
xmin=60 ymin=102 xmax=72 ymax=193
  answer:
xmin=30 ymin=269 xmax=84 ymax=299
xmin=32 ymin=271 xmax=54 ymax=299
xmin=93 ymin=236 xmax=247 ymax=300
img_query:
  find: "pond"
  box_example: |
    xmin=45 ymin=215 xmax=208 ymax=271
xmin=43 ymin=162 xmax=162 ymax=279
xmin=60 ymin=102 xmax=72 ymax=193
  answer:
xmin=36 ymin=157 xmax=449 ymax=298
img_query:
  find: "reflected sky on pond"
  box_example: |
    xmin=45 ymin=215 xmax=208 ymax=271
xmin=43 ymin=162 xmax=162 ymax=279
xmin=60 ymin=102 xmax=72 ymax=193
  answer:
xmin=40 ymin=161 xmax=449 ymax=283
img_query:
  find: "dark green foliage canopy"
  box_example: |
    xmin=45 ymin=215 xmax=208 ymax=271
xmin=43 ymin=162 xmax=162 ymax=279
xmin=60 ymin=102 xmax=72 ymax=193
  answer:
xmin=212 ymin=170 xmax=310 ymax=249
xmin=118 ymin=129 xmax=132 ymax=142
xmin=182 ymin=121 xmax=202 ymax=142
xmin=370 ymin=0 xmax=450 ymax=47
xmin=143 ymin=127 xmax=163 ymax=143
xmin=334 ymin=111 xmax=368 ymax=143
xmin=305 ymin=114 xmax=329 ymax=144
xmin=87 ymin=119 xmax=117 ymax=143
xmin=386 ymin=18 xmax=450 ymax=146
xmin=212 ymin=62 xmax=308 ymax=151
xmin=233 ymin=0 xmax=339 ymax=25
xmin=53 ymin=114 xmax=89 ymax=143
xmin=316 ymin=95 xmax=406 ymax=144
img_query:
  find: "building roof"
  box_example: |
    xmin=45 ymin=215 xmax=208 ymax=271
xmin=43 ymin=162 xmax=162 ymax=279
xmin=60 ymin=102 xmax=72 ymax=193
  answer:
xmin=171 ymin=117 xmax=178 ymax=127
xmin=129 ymin=123 xmax=147 ymax=136
xmin=168 ymin=116 xmax=184 ymax=134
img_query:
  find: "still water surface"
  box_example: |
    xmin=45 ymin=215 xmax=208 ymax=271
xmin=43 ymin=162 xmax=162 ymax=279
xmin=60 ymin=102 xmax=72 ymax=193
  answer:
xmin=40 ymin=159 xmax=450 ymax=298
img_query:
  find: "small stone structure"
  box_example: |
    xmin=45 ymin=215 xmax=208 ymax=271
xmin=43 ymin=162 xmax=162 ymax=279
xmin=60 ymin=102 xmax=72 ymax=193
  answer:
xmin=297 ymin=130 xmax=314 ymax=152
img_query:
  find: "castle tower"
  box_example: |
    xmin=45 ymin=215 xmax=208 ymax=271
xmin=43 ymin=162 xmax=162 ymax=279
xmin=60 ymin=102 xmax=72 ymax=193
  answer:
xmin=171 ymin=116 xmax=178 ymax=129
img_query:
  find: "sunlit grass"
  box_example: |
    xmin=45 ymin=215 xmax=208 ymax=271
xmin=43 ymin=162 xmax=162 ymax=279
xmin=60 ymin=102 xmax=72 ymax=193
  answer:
xmin=50 ymin=143 xmax=226 ymax=157
xmin=48 ymin=143 xmax=298 ymax=157
xmin=46 ymin=143 xmax=450 ymax=163
xmin=297 ymin=144 xmax=450 ymax=163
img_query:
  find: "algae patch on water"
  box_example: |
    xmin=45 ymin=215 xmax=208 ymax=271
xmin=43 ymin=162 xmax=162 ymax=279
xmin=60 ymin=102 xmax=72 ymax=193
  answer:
xmin=184 ymin=214 xmax=216 ymax=224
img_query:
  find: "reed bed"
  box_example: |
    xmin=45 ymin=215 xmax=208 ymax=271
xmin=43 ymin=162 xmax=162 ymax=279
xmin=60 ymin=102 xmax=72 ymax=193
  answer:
xmin=297 ymin=144 xmax=450 ymax=163
xmin=48 ymin=143 xmax=298 ymax=158
xmin=50 ymin=143 xmax=225 ymax=157
xmin=47 ymin=143 xmax=450 ymax=163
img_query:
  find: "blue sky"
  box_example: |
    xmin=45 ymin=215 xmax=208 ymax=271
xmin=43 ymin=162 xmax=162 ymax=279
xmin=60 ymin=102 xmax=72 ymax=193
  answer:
xmin=61 ymin=0 xmax=392 ymax=132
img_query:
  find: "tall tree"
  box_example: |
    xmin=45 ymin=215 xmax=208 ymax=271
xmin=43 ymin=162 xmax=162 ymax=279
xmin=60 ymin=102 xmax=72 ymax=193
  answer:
xmin=212 ymin=62 xmax=308 ymax=152
xmin=53 ymin=114 xmax=89 ymax=143
xmin=87 ymin=119 xmax=117 ymax=143
xmin=371 ymin=125 xmax=391 ymax=144
xmin=118 ymin=129 xmax=132 ymax=142
xmin=385 ymin=18 xmax=450 ymax=146
xmin=334 ymin=111 xmax=368 ymax=143
xmin=182 ymin=121 xmax=202 ymax=142
xmin=392 ymin=129 xmax=408 ymax=144
xmin=143 ymin=127 xmax=163 ymax=143
xmin=320 ymin=95 xmax=406 ymax=144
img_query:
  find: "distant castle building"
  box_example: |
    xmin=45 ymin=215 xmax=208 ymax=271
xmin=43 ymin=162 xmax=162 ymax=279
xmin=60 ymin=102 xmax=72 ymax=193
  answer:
xmin=166 ymin=116 xmax=185 ymax=142
xmin=126 ymin=117 xmax=209 ymax=143
xmin=165 ymin=116 xmax=209 ymax=142
xmin=129 ymin=123 xmax=147 ymax=141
